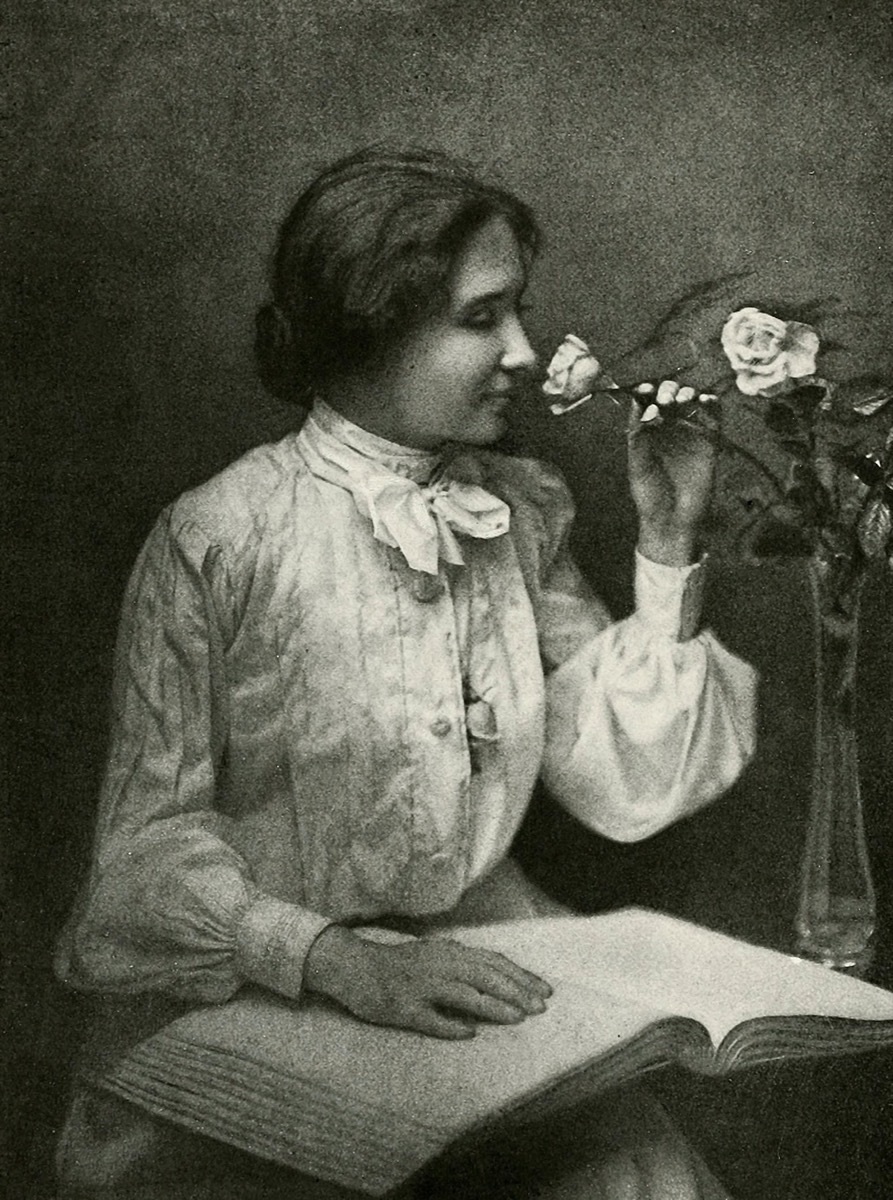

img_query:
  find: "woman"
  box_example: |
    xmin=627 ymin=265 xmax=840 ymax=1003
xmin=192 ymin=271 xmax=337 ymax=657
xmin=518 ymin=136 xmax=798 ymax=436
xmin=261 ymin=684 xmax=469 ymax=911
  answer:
xmin=56 ymin=147 xmax=757 ymax=1198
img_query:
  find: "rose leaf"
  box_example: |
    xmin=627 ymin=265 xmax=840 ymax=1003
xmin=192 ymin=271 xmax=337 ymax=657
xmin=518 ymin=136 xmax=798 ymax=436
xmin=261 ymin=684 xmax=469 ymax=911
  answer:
xmin=852 ymin=452 xmax=886 ymax=487
xmin=853 ymin=388 xmax=893 ymax=417
xmin=857 ymin=494 xmax=893 ymax=559
xmin=788 ymin=385 xmax=829 ymax=415
xmin=839 ymin=374 xmax=893 ymax=415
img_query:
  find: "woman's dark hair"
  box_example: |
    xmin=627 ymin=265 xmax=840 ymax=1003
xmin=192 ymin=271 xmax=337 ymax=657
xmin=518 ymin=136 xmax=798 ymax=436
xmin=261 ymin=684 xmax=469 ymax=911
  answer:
xmin=255 ymin=147 xmax=540 ymax=405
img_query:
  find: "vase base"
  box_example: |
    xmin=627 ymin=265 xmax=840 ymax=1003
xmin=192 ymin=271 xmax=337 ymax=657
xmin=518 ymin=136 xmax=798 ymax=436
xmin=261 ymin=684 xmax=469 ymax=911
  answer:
xmin=795 ymin=919 xmax=875 ymax=974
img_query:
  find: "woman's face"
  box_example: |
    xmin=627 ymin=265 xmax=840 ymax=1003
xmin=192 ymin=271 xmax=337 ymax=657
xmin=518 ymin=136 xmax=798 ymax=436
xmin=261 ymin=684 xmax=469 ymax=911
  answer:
xmin=345 ymin=216 xmax=537 ymax=449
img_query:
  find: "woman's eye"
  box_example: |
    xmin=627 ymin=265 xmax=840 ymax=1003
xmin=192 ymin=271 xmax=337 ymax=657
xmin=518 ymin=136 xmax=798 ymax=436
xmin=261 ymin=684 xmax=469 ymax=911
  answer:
xmin=464 ymin=308 xmax=497 ymax=330
xmin=462 ymin=299 xmax=529 ymax=331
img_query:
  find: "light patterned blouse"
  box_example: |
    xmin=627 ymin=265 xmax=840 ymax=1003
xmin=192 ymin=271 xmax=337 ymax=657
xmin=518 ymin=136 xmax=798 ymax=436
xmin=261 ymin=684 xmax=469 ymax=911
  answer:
xmin=56 ymin=401 xmax=757 ymax=1008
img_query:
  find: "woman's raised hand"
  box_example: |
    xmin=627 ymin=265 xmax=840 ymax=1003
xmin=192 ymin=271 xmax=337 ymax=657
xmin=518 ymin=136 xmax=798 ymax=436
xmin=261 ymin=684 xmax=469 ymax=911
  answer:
xmin=627 ymin=380 xmax=719 ymax=567
xmin=304 ymin=924 xmax=552 ymax=1039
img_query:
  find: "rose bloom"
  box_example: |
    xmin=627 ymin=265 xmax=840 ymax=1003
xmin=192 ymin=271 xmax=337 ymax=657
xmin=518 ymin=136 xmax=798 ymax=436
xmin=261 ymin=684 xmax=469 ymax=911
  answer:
xmin=721 ymin=307 xmax=820 ymax=397
xmin=543 ymin=334 xmax=615 ymax=412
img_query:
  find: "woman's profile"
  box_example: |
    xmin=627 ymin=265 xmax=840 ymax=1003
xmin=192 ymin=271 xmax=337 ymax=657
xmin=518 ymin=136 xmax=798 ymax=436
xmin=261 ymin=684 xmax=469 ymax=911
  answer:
xmin=55 ymin=146 xmax=757 ymax=1198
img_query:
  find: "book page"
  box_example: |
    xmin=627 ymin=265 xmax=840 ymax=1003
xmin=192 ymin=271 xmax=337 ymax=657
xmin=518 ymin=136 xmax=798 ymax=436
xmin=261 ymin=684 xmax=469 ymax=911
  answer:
xmin=449 ymin=909 xmax=893 ymax=1049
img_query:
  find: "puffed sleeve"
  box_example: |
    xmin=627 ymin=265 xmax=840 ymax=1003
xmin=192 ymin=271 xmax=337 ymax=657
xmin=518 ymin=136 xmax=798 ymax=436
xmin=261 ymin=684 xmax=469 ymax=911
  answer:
xmin=503 ymin=457 xmax=758 ymax=843
xmin=54 ymin=511 xmax=332 ymax=1004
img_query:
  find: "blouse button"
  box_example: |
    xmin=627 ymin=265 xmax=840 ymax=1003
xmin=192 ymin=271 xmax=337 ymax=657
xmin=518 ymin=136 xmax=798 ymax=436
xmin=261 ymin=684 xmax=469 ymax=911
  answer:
xmin=411 ymin=573 xmax=445 ymax=603
xmin=430 ymin=716 xmax=452 ymax=737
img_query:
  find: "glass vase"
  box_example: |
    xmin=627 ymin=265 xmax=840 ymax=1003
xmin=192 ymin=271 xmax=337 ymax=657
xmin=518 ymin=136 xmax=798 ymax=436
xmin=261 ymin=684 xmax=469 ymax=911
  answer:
xmin=795 ymin=553 xmax=876 ymax=971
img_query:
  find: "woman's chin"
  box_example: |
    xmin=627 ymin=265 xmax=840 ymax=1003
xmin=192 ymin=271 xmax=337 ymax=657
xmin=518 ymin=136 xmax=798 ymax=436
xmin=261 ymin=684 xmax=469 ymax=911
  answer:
xmin=462 ymin=410 xmax=508 ymax=445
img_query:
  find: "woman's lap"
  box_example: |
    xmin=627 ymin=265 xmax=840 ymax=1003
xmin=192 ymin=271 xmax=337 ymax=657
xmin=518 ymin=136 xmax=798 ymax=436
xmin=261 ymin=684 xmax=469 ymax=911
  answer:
xmin=57 ymin=1081 xmax=731 ymax=1200
xmin=416 ymin=1085 xmax=732 ymax=1200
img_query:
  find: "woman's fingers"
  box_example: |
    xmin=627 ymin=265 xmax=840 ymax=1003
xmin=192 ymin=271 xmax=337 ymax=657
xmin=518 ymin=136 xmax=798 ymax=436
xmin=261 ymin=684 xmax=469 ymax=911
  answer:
xmin=656 ymin=379 xmax=679 ymax=406
xmin=633 ymin=381 xmax=715 ymax=405
xmin=629 ymin=393 xmax=660 ymax=427
xmin=630 ymin=381 xmax=719 ymax=431
xmin=695 ymin=393 xmax=721 ymax=433
xmin=404 ymin=1005 xmax=477 ymax=1040
xmin=440 ymin=943 xmax=551 ymax=1011
xmin=469 ymin=946 xmax=552 ymax=996
xmin=456 ymin=964 xmax=548 ymax=1014
xmin=436 ymin=981 xmax=527 ymax=1025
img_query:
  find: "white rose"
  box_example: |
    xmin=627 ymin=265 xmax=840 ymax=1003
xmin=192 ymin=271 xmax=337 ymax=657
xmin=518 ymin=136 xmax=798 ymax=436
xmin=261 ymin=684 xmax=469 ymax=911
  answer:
xmin=543 ymin=334 xmax=615 ymax=413
xmin=721 ymin=307 xmax=820 ymax=397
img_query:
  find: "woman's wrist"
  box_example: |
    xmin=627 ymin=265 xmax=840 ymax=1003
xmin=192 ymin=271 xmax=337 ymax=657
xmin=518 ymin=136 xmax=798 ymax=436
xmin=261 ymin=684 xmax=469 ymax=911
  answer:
xmin=304 ymin=923 xmax=365 ymax=1000
xmin=636 ymin=523 xmax=699 ymax=568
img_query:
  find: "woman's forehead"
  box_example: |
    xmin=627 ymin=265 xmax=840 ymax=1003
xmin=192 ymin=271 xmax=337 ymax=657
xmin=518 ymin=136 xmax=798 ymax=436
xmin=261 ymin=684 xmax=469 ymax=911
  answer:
xmin=450 ymin=216 xmax=527 ymax=305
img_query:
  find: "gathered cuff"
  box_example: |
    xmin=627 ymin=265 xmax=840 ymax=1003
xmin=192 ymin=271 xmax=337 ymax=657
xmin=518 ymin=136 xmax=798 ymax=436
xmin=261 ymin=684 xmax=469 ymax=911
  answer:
xmin=235 ymin=896 xmax=334 ymax=1000
xmin=634 ymin=549 xmax=707 ymax=641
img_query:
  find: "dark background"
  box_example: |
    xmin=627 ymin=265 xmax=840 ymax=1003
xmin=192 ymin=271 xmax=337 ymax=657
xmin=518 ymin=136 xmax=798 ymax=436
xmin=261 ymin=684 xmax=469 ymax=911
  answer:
xmin=4 ymin=1 xmax=893 ymax=1196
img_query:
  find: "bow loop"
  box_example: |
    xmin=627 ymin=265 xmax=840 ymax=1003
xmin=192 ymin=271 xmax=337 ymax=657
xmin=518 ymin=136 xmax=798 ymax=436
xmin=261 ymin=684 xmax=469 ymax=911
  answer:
xmin=426 ymin=480 xmax=512 ymax=540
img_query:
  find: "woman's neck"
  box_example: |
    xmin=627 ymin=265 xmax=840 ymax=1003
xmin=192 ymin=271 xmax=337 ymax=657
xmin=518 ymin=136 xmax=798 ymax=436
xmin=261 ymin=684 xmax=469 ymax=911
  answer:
xmin=320 ymin=378 xmax=445 ymax=452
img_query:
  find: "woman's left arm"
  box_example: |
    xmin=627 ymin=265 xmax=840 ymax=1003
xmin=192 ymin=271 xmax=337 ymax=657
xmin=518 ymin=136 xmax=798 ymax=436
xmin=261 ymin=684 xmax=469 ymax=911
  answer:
xmin=529 ymin=385 xmax=758 ymax=841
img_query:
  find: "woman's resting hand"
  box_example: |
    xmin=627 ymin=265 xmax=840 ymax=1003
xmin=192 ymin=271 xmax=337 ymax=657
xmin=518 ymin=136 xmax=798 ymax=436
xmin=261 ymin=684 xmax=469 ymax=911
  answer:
xmin=304 ymin=925 xmax=552 ymax=1039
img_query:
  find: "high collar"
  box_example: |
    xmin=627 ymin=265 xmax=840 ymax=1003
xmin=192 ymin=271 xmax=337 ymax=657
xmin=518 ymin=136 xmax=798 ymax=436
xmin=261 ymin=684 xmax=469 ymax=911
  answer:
xmin=309 ymin=400 xmax=444 ymax=486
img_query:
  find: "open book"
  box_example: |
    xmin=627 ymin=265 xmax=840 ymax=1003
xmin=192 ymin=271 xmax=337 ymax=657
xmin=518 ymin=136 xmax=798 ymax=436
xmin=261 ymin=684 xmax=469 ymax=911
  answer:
xmin=98 ymin=908 xmax=893 ymax=1196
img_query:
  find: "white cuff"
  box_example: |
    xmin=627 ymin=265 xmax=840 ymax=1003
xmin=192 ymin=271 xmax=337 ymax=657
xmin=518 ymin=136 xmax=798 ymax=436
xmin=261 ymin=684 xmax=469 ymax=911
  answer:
xmin=634 ymin=549 xmax=706 ymax=641
xmin=235 ymin=895 xmax=333 ymax=1000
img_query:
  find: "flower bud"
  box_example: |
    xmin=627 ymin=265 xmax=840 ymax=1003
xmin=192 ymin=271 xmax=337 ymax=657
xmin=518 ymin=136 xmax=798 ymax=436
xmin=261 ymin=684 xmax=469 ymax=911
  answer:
xmin=543 ymin=334 xmax=616 ymax=414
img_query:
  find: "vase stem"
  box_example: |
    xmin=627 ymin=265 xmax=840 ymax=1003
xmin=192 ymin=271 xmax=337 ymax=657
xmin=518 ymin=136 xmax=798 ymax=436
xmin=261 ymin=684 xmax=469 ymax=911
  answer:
xmin=795 ymin=556 xmax=875 ymax=971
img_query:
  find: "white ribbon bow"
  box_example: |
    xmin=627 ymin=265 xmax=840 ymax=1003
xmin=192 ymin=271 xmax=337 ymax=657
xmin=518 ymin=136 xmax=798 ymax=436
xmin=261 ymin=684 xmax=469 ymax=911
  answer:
xmin=354 ymin=474 xmax=509 ymax=575
xmin=298 ymin=409 xmax=510 ymax=575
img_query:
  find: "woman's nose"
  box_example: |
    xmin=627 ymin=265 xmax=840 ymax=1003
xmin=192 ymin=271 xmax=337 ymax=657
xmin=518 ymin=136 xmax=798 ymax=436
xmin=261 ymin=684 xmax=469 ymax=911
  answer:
xmin=501 ymin=315 xmax=537 ymax=373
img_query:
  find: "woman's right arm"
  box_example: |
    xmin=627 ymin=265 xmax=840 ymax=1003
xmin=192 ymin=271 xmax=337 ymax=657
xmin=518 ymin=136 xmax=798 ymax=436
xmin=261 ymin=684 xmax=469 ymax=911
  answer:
xmin=55 ymin=512 xmax=332 ymax=1005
